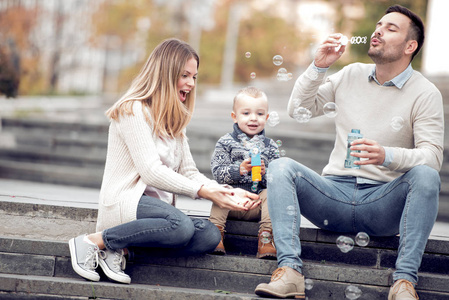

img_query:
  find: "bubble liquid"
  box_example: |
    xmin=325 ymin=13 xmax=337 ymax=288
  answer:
xmin=344 ymin=129 xmax=363 ymax=169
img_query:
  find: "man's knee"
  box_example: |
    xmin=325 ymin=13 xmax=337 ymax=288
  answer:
xmin=407 ymin=165 xmax=441 ymax=189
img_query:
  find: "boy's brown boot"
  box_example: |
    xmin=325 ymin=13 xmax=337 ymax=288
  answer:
xmin=388 ymin=279 xmax=419 ymax=300
xmin=256 ymin=230 xmax=276 ymax=259
xmin=254 ymin=266 xmax=305 ymax=299
xmin=211 ymin=225 xmax=226 ymax=255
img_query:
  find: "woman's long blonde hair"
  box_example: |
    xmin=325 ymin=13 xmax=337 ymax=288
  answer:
xmin=105 ymin=38 xmax=199 ymax=138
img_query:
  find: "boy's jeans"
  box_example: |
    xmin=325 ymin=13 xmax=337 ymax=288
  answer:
xmin=102 ymin=195 xmax=221 ymax=257
xmin=268 ymin=157 xmax=440 ymax=284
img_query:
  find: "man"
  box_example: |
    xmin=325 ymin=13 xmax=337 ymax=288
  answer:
xmin=255 ymin=5 xmax=443 ymax=300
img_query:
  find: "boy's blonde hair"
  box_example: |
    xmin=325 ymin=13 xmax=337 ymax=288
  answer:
xmin=233 ymin=86 xmax=267 ymax=110
xmin=106 ymin=38 xmax=199 ymax=138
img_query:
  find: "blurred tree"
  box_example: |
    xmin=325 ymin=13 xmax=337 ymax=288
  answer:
xmin=0 ymin=40 xmax=20 ymax=98
xmin=0 ymin=3 xmax=41 ymax=96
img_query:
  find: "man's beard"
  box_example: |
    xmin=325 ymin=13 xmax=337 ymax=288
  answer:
xmin=368 ymin=42 xmax=406 ymax=65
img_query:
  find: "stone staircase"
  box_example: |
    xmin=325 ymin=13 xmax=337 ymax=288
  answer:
xmin=1 ymin=195 xmax=449 ymax=299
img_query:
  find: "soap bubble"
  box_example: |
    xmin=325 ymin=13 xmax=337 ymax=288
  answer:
xmin=273 ymin=55 xmax=283 ymax=66
xmin=274 ymin=149 xmax=280 ymax=156
xmin=293 ymin=107 xmax=312 ymax=123
xmin=391 ymin=116 xmax=404 ymax=132
xmin=323 ymin=102 xmax=338 ymax=118
xmin=259 ymin=231 xmax=271 ymax=243
xmin=245 ymin=52 xmax=251 ymax=58
xmin=304 ymin=279 xmax=314 ymax=290
xmin=251 ymin=182 xmax=258 ymax=192
xmin=340 ymin=35 xmax=349 ymax=46
xmin=323 ymin=219 xmax=329 ymax=226
xmin=336 ymin=236 xmax=354 ymax=253
xmin=280 ymin=149 xmax=286 ymax=156
xmin=276 ymin=140 xmax=283 ymax=147
xmin=277 ymin=68 xmax=289 ymax=81
xmin=250 ymin=72 xmax=256 ymax=79
xmin=345 ymin=285 xmax=362 ymax=300
xmin=355 ymin=232 xmax=370 ymax=247
xmin=241 ymin=167 xmax=248 ymax=176
xmin=267 ymin=111 xmax=280 ymax=127
xmin=293 ymin=98 xmax=301 ymax=108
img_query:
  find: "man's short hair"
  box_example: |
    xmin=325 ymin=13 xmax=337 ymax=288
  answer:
xmin=385 ymin=5 xmax=425 ymax=61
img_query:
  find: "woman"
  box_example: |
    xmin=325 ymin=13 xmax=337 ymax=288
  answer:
xmin=68 ymin=38 xmax=260 ymax=284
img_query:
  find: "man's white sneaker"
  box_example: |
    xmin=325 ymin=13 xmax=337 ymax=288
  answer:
xmin=68 ymin=234 xmax=100 ymax=282
xmin=98 ymin=248 xmax=131 ymax=284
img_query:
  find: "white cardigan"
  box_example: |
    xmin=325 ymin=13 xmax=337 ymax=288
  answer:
xmin=96 ymin=101 xmax=215 ymax=232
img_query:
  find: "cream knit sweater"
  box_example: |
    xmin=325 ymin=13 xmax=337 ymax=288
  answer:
xmin=289 ymin=63 xmax=444 ymax=182
xmin=96 ymin=101 xmax=216 ymax=232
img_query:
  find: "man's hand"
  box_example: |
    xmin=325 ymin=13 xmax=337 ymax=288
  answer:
xmin=315 ymin=33 xmax=347 ymax=68
xmin=350 ymin=138 xmax=386 ymax=166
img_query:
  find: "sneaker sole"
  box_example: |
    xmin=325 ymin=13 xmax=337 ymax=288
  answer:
xmin=68 ymin=238 xmax=100 ymax=282
xmin=98 ymin=259 xmax=131 ymax=284
xmin=255 ymin=287 xmax=305 ymax=299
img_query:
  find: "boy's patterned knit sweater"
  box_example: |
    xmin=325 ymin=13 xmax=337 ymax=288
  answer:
xmin=210 ymin=123 xmax=280 ymax=193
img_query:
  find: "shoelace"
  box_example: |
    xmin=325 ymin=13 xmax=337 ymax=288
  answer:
xmin=392 ymin=279 xmax=419 ymax=299
xmin=271 ymin=267 xmax=286 ymax=281
xmin=84 ymin=246 xmax=99 ymax=270
xmin=99 ymin=249 xmax=126 ymax=272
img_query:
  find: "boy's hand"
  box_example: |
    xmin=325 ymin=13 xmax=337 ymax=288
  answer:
xmin=240 ymin=158 xmax=252 ymax=176
xmin=260 ymin=160 xmax=266 ymax=176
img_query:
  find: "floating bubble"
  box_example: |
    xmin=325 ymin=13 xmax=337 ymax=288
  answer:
xmin=305 ymin=278 xmax=314 ymax=290
xmin=277 ymin=68 xmax=289 ymax=81
xmin=391 ymin=116 xmax=404 ymax=132
xmin=245 ymin=52 xmax=251 ymax=58
xmin=345 ymin=285 xmax=362 ymax=300
xmin=274 ymin=149 xmax=280 ymax=156
xmin=323 ymin=219 xmax=329 ymax=226
xmin=259 ymin=231 xmax=271 ymax=243
xmin=280 ymin=149 xmax=286 ymax=156
xmin=293 ymin=107 xmax=312 ymax=123
xmin=251 ymin=182 xmax=258 ymax=192
xmin=276 ymin=140 xmax=283 ymax=147
xmin=273 ymin=55 xmax=283 ymax=66
xmin=286 ymin=205 xmax=295 ymax=215
xmin=355 ymin=232 xmax=370 ymax=247
xmin=336 ymin=236 xmax=354 ymax=253
xmin=323 ymin=102 xmax=338 ymax=118
xmin=340 ymin=35 xmax=349 ymax=46
xmin=293 ymin=98 xmax=301 ymax=108
xmin=250 ymin=72 xmax=256 ymax=79
xmin=241 ymin=167 xmax=248 ymax=176
xmin=350 ymin=36 xmax=368 ymax=44
xmin=267 ymin=111 xmax=280 ymax=127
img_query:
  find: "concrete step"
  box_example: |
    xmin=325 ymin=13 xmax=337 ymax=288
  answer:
xmin=0 ymin=273 xmax=264 ymax=300
xmin=0 ymin=236 xmax=449 ymax=299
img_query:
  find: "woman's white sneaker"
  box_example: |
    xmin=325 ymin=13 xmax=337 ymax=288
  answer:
xmin=68 ymin=234 xmax=100 ymax=282
xmin=98 ymin=248 xmax=131 ymax=284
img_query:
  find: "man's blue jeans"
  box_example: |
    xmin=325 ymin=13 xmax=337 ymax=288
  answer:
xmin=268 ymin=157 xmax=440 ymax=284
xmin=102 ymin=195 xmax=221 ymax=257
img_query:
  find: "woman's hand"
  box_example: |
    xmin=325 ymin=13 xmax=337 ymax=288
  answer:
xmin=232 ymin=188 xmax=261 ymax=210
xmin=198 ymin=185 xmax=250 ymax=211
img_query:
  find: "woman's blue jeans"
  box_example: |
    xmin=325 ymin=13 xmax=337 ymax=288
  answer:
xmin=102 ymin=195 xmax=221 ymax=257
xmin=268 ymin=157 xmax=440 ymax=284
